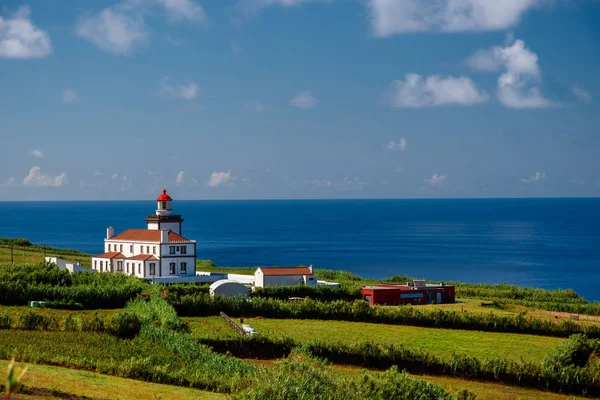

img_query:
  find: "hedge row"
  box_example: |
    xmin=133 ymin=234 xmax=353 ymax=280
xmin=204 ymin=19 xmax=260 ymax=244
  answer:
xmin=169 ymin=293 xmax=600 ymax=338
xmin=199 ymin=334 xmax=600 ymax=396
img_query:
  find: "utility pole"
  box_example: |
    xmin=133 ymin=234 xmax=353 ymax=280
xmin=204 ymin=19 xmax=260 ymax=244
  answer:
xmin=10 ymin=244 xmax=13 ymax=264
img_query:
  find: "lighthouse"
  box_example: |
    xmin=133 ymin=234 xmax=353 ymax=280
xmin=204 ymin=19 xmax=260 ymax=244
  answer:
xmin=92 ymin=188 xmax=196 ymax=282
xmin=145 ymin=189 xmax=184 ymax=235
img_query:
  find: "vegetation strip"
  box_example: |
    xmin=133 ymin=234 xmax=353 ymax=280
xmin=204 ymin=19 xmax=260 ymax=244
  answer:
xmin=168 ymin=293 xmax=600 ymax=338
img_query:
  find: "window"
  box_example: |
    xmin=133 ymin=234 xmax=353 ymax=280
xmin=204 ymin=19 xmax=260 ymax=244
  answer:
xmin=120 ymin=244 xmax=123 ymax=252
xmin=169 ymin=246 xmax=175 ymax=254
xmin=138 ymin=264 xmax=141 ymax=275
xmin=170 ymin=263 xmax=176 ymax=274
xmin=100 ymin=261 xmax=103 ymax=272
xmin=153 ymin=246 xmax=156 ymax=254
xmin=146 ymin=246 xmax=150 ymax=254
xmin=130 ymin=245 xmax=133 ymax=253
xmin=180 ymin=246 xmax=187 ymax=255
xmin=94 ymin=260 xmax=97 ymax=270
xmin=117 ymin=261 xmax=123 ymax=272
xmin=180 ymin=262 xmax=187 ymax=274
xmin=150 ymin=263 xmax=156 ymax=275
xmin=140 ymin=245 xmax=144 ymax=253
xmin=126 ymin=263 xmax=129 ymax=274
xmin=108 ymin=244 xmax=111 ymax=252
xmin=162 ymin=201 xmax=167 ymax=209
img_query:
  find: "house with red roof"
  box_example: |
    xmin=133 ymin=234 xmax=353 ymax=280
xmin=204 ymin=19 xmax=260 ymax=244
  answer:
xmin=91 ymin=189 xmax=196 ymax=281
xmin=254 ymin=266 xmax=317 ymax=288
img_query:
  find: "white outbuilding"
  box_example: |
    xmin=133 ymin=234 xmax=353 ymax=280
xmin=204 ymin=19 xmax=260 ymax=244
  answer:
xmin=209 ymin=279 xmax=249 ymax=298
xmin=254 ymin=266 xmax=317 ymax=288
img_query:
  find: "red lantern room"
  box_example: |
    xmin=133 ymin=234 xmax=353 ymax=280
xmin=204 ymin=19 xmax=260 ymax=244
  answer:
xmin=156 ymin=189 xmax=173 ymax=216
xmin=145 ymin=189 xmax=184 ymax=235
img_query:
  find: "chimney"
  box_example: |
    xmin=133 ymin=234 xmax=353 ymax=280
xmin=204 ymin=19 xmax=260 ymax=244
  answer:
xmin=106 ymin=226 xmax=114 ymax=239
xmin=308 ymin=264 xmax=313 ymax=273
xmin=161 ymin=229 xmax=169 ymax=243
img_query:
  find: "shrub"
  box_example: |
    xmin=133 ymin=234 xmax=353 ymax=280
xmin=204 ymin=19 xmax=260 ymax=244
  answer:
xmin=109 ymin=312 xmax=142 ymax=339
xmin=80 ymin=313 xmax=106 ymax=333
xmin=0 ymin=313 xmax=11 ymax=329
xmin=17 ymin=311 xmax=58 ymax=331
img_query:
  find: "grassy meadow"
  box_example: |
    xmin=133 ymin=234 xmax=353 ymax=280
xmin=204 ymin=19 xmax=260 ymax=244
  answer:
xmin=185 ymin=316 xmax=564 ymax=363
xmin=3 ymin=241 xmax=600 ymax=399
xmin=0 ymin=360 xmax=224 ymax=400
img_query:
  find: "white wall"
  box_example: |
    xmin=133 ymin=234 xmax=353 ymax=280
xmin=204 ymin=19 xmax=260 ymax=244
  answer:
xmin=158 ymin=221 xmax=181 ymax=234
xmin=254 ymin=269 xmax=264 ymax=287
xmin=160 ymin=243 xmax=192 ymax=257
xmin=158 ymin=256 xmax=195 ymax=277
xmin=264 ymin=275 xmax=305 ymax=287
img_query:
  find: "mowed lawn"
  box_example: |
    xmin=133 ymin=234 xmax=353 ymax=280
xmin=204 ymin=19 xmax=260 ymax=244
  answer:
xmin=0 ymin=360 xmax=224 ymax=400
xmin=186 ymin=316 xmax=563 ymax=363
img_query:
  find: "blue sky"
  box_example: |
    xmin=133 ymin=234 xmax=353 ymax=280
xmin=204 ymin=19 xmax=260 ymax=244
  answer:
xmin=1 ymin=0 xmax=599 ymax=201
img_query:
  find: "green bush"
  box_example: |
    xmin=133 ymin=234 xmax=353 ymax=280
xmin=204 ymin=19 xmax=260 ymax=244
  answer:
xmin=0 ymin=263 xmax=147 ymax=309
xmin=233 ymin=355 xmax=454 ymax=400
xmin=17 ymin=310 xmax=58 ymax=331
xmin=109 ymin=312 xmax=142 ymax=339
xmin=0 ymin=313 xmax=11 ymax=329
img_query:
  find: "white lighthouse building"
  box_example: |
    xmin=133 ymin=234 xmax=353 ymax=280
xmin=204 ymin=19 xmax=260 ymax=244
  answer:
xmin=91 ymin=189 xmax=197 ymax=282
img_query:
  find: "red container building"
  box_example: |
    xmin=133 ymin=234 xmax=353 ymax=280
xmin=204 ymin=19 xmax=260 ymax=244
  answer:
xmin=361 ymin=281 xmax=455 ymax=306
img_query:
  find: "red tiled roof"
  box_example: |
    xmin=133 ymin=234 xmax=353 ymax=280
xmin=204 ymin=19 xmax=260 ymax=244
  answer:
xmin=157 ymin=189 xmax=172 ymax=201
xmin=110 ymin=229 xmax=192 ymax=243
xmin=128 ymin=254 xmax=158 ymax=261
xmin=258 ymin=266 xmax=313 ymax=276
xmin=94 ymin=252 xmax=126 ymax=259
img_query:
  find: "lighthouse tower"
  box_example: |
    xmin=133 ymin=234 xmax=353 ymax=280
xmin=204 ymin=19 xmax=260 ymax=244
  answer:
xmin=145 ymin=189 xmax=184 ymax=235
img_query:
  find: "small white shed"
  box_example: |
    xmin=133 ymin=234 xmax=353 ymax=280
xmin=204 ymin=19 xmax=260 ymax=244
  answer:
xmin=209 ymin=280 xmax=249 ymax=298
xmin=254 ymin=266 xmax=317 ymax=288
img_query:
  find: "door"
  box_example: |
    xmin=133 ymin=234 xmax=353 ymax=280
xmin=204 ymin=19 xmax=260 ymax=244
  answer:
xmin=437 ymin=293 xmax=442 ymax=304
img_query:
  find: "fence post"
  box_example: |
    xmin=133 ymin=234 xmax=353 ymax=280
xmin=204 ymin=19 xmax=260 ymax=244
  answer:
xmin=10 ymin=244 xmax=14 ymax=264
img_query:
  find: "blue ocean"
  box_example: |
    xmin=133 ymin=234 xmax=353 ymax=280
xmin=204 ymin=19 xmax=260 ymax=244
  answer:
xmin=1 ymin=198 xmax=599 ymax=301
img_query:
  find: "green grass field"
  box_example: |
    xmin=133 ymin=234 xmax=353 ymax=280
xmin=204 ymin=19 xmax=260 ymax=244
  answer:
xmin=185 ymin=316 xmax=564 ymax=363
xmin=0 ymin=305 xmax=120 ymax=320
xmin=0 ymin=244 xmax=91 ymax=267
xmin=331 ymin=365 xmax=593 ymax=400
xmin=0 ymin=360 xmax=224 ymax=400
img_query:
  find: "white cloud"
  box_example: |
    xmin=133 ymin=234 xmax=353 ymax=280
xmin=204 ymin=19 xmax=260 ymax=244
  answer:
xmin=30 ymin=149 xmax=44 ymax=158
xmin=0 ymin=5 xmax=52 ymax=59
xmin=160 ymin=77 xmax=199 ymax=100
xmin=112 ymin=173 xmax=119 ymax=180
xmin=157 ymin=0 xmax=205 ymax=22
xmin=383 ymin=73 xmax=488 ymax=108
xmin=387 ymin=137 xmax=407 ymax=151
xmin=425 ymin=173 xmax=446 ymax=185
xmin=62 ymin=89 xmax=80 ymax=104
xmin=176 ymin=170 xmax=185 ymax=184
xmin=206 ymin=171 xmax=234 ymax=187
xmin=468 ymin=38 xmax=552 ymax=109
xmin=369 ymin=0 xmax=541 ymax=37
xmin=243 ymin=99 xmax=271 ymax=112
xmin=521 ymin=171 xmax=545 ymax=183
xmin=7 ymin=177 xmax=16 ymax=185
xmin=571 ymin=86 xmax=592 ymax=103
xmin=290 ymin=91 xmax=318 ymax=109
xmin=77 ymin=8 xmax=147 ymax=55
xmin=23 ymin=167 xmax=67 ymax=187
